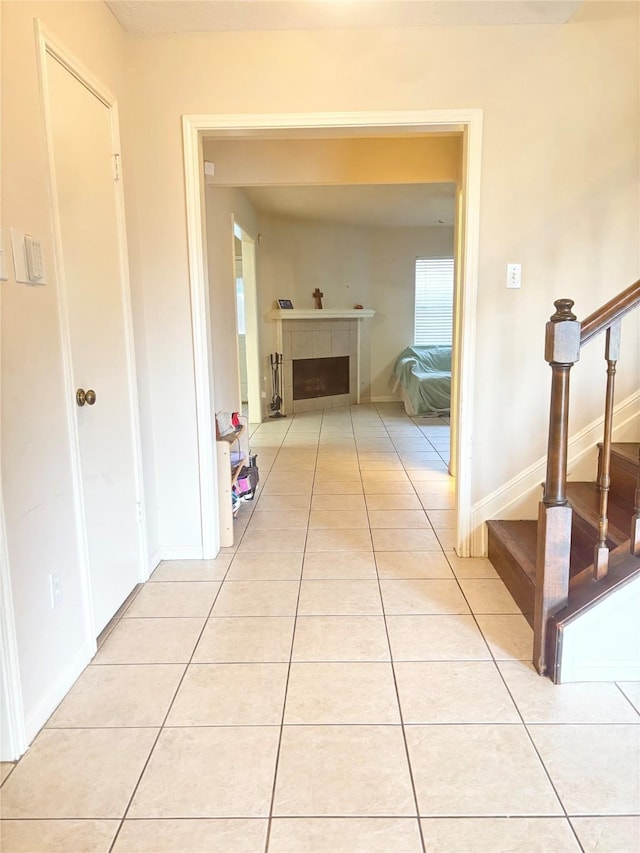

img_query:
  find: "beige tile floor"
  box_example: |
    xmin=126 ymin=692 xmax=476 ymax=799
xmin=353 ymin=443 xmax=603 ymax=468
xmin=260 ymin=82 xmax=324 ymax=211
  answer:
xmin=1 ymin=404 xmax=639 ymax=852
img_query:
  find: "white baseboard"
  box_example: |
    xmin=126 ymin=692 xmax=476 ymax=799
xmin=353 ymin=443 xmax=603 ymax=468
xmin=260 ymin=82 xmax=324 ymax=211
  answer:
xmin=24 ymin=642 xmax=94 ymax=744
xmin=156 ymin=546 xmax=205 ymax=562
xmin=471 ymin=390 xmax=640 ymax=556
xmin=19 ymin=543 xmax=207 ymax=753
xmin=147 ymin=546 xmax=164 ymax=573
xmin=369 ymin=395 xmax=400 ymax=403
xmin=560 ymin=662 xmax=640 ymax=682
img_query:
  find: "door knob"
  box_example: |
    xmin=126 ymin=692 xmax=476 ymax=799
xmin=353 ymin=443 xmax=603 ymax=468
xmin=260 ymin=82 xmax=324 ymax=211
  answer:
xmin=76 ymin=388 xmax=97 ymax=407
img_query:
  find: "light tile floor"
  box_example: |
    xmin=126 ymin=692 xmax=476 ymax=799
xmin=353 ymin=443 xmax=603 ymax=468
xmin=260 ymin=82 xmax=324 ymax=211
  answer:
xmin=1 ymin=404 xmax=639 ymax=852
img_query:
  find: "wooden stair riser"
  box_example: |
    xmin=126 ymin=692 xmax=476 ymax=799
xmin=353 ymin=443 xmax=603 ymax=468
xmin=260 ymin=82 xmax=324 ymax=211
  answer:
xmin=487 ymin=520 xmax=535 ymax=626
xmin=598 ymin=443 xmax=639 ymax=511
xmin=567 ymin=522 xmax=603 ymax=576
xmin=566 ymin=482 xmax=633 ymax=549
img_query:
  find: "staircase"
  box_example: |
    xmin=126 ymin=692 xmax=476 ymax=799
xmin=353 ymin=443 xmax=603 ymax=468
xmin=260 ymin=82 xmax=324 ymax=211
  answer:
xmin=486 ymin=280 xmax=640 ymax=682
xmin=488 ymin=443 xmax=640 ymax=622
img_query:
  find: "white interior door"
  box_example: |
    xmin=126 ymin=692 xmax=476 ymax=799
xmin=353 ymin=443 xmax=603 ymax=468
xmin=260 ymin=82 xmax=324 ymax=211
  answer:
xmin=46 ymin=52 xmax=144 ymax=634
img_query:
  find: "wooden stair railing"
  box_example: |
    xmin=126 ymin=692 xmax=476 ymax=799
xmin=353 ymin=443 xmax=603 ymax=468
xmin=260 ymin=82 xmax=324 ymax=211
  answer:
xmin=534 ymin=279 xmax=640 ymax=676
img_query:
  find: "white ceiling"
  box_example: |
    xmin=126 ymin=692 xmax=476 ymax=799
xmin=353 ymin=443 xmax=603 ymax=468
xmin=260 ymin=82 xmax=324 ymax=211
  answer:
xmin=106 ymin=1 xmax=584 ymax=33
xmin=233 ymin=183 xmax=456 ymax=227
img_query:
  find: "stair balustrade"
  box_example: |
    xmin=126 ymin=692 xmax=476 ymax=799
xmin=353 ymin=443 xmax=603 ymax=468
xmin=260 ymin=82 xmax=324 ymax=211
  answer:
xmin=535 ymin=279 xmax=640 ymax=676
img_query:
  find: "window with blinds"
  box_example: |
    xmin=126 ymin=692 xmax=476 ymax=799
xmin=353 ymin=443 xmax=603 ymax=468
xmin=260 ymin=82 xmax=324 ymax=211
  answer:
xmin=414 ymin=258 xmax=454 ymax=345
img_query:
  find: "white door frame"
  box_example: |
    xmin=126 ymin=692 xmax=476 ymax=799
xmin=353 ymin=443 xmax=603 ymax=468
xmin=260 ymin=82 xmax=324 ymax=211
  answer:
xmin=0 ymin=146 xmax=26 ymax=756
xmin=183 ymin=110 xmax=482 ymax=557
xmin=233 ymin=218 xmax=262 ymax=423
xmin=35 ymin=23 xmax=149 ymax=631
xmin=0 ymin=487 xmax=27 ymax=760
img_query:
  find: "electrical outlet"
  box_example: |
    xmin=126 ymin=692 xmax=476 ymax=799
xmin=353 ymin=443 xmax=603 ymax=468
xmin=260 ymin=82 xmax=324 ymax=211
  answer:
xmin=49 ymin=572 xmax=61 ymax=608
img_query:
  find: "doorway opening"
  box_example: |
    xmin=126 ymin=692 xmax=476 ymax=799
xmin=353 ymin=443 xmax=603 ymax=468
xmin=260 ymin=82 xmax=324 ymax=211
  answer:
xmin=183 ymin=111 xmax=482 ymax=559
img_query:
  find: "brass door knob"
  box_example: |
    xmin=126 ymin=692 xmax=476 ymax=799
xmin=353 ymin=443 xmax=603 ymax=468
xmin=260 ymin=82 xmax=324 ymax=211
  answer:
xmin=76 ymin=388 xmax=97 ymax=407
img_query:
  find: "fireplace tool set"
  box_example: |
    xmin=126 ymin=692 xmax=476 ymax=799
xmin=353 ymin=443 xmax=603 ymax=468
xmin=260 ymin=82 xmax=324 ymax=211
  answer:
xmin=269 ymin=352 xmax=285 ymax=418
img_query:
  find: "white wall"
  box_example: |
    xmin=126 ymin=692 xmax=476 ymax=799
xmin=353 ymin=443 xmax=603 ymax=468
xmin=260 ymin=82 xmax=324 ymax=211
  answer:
xmin=126 ymin=3 xmax=639 ymax=519
xmin=257 ymin=214 xmax=373 ymax=314
xmin=253 ymin=213 xmax=454 ymax=401
xmin=256 ymin=213 xmax=373 ymax=399
xmin=559 ymin=575 xmax=640 ymax=682
xmin=370 ymin=227 xmax=454 ymax=397
xmin=2 ymin=0 xmax=639 ymax=753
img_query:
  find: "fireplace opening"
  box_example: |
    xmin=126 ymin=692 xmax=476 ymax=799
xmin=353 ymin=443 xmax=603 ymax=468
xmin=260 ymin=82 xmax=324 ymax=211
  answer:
xmin=293 ymin=356 xmax=350 ymax=400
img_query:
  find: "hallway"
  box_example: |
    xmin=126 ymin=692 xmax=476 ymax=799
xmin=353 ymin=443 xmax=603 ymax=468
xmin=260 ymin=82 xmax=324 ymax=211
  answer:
xmin=1 ymin=404 xmax=639 ymax=852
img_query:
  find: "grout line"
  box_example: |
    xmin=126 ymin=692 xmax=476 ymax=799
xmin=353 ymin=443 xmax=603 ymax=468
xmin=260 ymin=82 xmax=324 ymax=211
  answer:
xmin=15 ymin=406 xmax=634 ymax=846
xmin=613 ymin=681 xmax=640 ymax=718
xmin=490 ymin=651 xmax=577 ymax=832
xmin=264 ymin=411 xmax=318 ymax=853
xmin=369 ymin=406 xmax=428 ymax=853
xmin=107 ymin=557 xmax=232 ymax=853
xmin=0 ymin=764 xmax=17 ymax=788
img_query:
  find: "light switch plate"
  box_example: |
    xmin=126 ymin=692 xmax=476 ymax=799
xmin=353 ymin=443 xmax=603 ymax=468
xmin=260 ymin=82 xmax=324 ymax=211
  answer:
xmin=507 ymin=263 xmax=521 ymax=289
xmin=10 ymin=228 xmax=47 ymax=285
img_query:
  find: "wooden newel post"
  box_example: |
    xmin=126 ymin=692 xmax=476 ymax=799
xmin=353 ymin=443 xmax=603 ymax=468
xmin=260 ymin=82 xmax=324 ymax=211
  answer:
xmin=534 ymin=299 xmax=581 ymax=676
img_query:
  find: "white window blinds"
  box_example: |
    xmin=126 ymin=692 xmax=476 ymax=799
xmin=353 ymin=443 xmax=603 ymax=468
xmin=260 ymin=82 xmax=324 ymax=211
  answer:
xmin=414 ymin=258 xmax=454 ymax=346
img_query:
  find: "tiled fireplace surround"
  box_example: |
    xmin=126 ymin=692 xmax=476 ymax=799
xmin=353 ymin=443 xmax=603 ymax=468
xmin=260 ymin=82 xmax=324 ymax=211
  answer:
xmin=282 ymin=318 xmax=358 ymax=414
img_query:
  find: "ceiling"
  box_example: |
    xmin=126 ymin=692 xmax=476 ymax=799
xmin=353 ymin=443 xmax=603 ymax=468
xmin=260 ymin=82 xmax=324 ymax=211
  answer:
xmin=237 ymin=183 xmax=456 ymax=228
xmin=106 ymin=1 xmax=584 ymax=33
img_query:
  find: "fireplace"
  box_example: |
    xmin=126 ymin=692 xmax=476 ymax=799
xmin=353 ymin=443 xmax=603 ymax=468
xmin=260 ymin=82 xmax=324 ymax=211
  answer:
xmin=269 ymin=308 xmax=375 ymax=414
xmin=293 ymin=356 xmax=350 ymax=401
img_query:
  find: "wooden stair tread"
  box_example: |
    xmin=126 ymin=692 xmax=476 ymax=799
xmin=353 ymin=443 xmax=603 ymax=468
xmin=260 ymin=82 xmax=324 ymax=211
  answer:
xmin=566 ymin=481 xmax=633 ymax=544
xmin=562 ymin=545 xmax=640 ymax=618
xmin=609 ymin=442 xmax=640 ymax=469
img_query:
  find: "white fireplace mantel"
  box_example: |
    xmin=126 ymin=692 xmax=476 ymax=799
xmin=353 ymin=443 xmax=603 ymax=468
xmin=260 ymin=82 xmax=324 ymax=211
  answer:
xmin=268 ymin=308 xmax=375 ymax=320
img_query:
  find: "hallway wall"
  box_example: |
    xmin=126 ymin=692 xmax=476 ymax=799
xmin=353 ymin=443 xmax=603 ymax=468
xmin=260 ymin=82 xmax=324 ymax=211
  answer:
xmin=2 ymin=0 xmax=638 ymax=756
xmin=125 ymin=1 xmax=640 ymax=516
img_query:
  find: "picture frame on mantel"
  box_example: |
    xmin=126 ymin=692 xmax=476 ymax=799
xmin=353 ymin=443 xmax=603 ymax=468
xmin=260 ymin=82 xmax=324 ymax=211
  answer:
xmin=277 ymin=299 xmax=294 ymax=309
